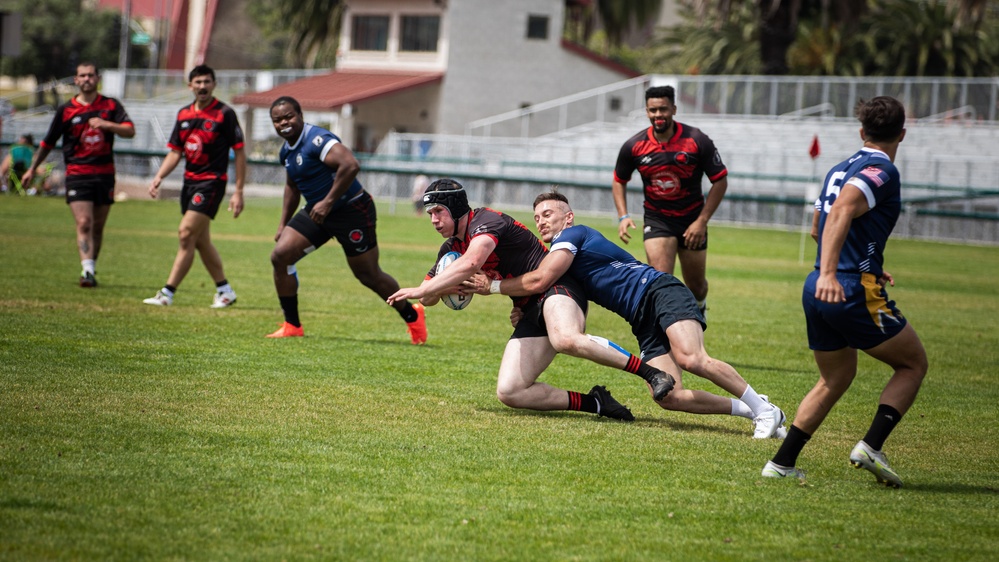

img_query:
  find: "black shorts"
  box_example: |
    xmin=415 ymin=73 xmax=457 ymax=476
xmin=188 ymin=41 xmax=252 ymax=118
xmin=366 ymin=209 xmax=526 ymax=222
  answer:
xmin=643 ymin=211 xmax=707 ymax=251
xmin=511 ymin=274 xmax=589 ymax=340
xmin=286 ymin=191 xmax=377 ymax=257
xmin=181 ymin=179 xmax=227 ymax=219
xmin=631 ymin=274 xmax=705 ymax=361
xmin=65 ymin=175 xmax=115 ymax=206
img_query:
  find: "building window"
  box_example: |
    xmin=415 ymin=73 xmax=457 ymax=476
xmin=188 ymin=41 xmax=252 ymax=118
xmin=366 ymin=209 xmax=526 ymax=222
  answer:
xmin=352 ymin=15 xmax=389 ymax=51
xmin=401 ymin=15 xmax=440 ymax=52
xmin=526 ymin=15 xmax=549 ymax=40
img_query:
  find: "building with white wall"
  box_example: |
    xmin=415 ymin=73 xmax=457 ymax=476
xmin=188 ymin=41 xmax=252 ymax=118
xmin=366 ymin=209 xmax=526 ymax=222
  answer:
xmin=235 ymin=0 xmax=639 ymax=152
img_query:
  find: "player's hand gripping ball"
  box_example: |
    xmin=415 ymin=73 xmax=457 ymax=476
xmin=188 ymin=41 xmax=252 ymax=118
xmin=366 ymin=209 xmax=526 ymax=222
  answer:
xmin=435 ymin=251 xmax=473 ymax=310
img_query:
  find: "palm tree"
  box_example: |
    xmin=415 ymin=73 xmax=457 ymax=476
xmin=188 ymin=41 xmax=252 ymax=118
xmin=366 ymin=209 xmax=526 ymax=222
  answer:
xmin=565 ymin=0 xmax=663 ymax=48
xmin=689 ymin=0 xmax=990 ymax=75
xmin=251 ymin=0 xmax=344 ymax=68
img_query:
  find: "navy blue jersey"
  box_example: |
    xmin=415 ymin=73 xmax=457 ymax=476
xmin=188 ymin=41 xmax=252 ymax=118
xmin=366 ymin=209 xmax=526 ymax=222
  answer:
xmin=550 ymin=224 xmax=664 ymax=322
xmin=613 ymin=123 xmax=727 ymax=219
xmin=814 ymin=148 xmax=901 ymax=276
xmin=279 ymin=123 xmax=363 ymax=210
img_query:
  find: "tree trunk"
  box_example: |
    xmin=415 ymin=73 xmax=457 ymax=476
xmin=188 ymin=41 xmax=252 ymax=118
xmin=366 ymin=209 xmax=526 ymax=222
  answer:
xmin=758 ymin=0 xmax=798 ymax=75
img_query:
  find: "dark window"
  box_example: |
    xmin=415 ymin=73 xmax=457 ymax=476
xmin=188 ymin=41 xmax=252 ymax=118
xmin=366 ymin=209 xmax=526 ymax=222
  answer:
xmin=353 ymin=15 xmax=389 ymax=51
xmin=527 ymin=15 xmax=549 ymax=40
xmin=401 ymin=15 xmax=440 ymax=52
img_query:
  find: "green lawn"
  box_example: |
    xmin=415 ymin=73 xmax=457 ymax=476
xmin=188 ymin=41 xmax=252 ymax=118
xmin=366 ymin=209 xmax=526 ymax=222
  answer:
xmin=2 ymin=195 xmax=998 ymax=561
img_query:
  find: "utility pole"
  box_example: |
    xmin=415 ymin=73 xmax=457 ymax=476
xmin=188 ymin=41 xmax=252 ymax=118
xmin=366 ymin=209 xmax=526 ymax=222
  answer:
xmin=118 ymin=0 xmax=132 ymax=73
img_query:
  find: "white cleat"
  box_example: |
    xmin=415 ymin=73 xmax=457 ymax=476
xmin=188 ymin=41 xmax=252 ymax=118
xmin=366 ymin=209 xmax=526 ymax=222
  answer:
xmin=762 ymin=460 xmax=806 ymax=481
xmin=849 ymin=441 xmax=903 ymax=488
xmin=210 ymin=290 xmax=237 ymax=309
xmin=143 ymin=291 xmax=173 ymax=306
xmin=753 ymin=406 xmax=787 ymax=439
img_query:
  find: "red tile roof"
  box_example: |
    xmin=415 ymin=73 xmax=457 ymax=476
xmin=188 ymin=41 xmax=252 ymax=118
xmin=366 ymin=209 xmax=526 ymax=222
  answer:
xmin=233 ymin=70 xmax=444 ymax=110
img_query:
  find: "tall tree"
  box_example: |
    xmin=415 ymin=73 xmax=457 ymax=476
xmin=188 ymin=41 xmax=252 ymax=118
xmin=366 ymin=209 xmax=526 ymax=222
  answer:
xmin=691 ymin=0 xmax=989 ymax=75
xmin=249 ymin=0 xmax=344 ymax=68
xmin=2 ymin=0 xmax=122 ymax=106
xmin=565 ymin=0 xmax=663 ymax=49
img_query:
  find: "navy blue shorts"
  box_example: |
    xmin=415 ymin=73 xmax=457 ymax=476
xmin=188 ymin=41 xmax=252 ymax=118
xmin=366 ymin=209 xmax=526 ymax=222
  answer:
xmin=287 ymin=191 xmax=377 ymax=257
xmin=181 ymin=179 xmax=226 ymax=219
xmin=802 ymin=270 xmax=908 ymax=351
xmin=642 ymin=211 xmax=707 ymax=251
xmin=511 ymin=274 xmax=588 ymax=340
xmin=631 ymin=274 xmax=705 ymax=361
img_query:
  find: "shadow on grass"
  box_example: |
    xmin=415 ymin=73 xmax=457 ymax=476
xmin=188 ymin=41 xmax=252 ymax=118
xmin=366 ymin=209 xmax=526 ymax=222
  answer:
xmin=476 ymin=405 xmax=750 ymax=436
xmin=902 ymin=482 xmax=999 ymax=496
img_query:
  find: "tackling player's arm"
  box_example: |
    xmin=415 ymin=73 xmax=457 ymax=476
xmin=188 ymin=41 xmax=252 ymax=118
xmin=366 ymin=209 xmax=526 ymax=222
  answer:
xmin=816 ymin=182 xmax=870 ymax=304
xmin=471 ymin=249 xmax=574 ymax=297
xmin=386 ymin=235 xmax=497 ymax=305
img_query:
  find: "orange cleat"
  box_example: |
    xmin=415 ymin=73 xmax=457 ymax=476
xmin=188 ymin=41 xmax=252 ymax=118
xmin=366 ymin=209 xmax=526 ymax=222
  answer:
xmin=266 ymin=321 xmax=304 ymax=338
xmin=406 ymin=303 xmax=427 ymax=345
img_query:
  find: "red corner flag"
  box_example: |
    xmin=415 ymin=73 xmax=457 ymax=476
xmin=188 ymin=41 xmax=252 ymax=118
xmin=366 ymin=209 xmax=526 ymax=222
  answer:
xmin=808 ymin=135 xmax=820 ymax=159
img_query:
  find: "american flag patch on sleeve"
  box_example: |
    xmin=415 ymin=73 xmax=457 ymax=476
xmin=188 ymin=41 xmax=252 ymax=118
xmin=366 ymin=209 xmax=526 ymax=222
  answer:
xmin=859 ymin=166 xmax=886 ymax=187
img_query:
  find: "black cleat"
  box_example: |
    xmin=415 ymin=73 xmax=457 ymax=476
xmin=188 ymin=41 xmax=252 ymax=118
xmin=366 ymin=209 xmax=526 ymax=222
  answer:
xmin=589 ymin=385 xmax=635 ymax=422
xmin=79 ymin=272 xmax=97 ymax=288
xmin=650 ymin=371 xmax=675 ymax=402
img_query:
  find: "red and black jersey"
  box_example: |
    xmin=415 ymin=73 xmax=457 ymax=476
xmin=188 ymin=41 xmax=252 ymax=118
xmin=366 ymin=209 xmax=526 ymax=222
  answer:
xmin=167 ymin=98 xmax=245 ymax=182
xmin=613 ymin=122 xmax=727 ymax=218
xmin=428 ymin=208 xmax=548 ymax=305
xmin=40 ymin=94 xmax=133 ymax=179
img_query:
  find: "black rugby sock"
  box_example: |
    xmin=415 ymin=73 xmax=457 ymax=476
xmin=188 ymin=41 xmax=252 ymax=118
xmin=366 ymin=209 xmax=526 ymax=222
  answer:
xmin=862 ymin=404 xmax=902 ymax=451
xmin=568 ymin=391 xmax=599 ymax=414
xmin=398 ymin=302 xmax=418 ymax=323
xmin=279 ymin=295 xmax=301 ymax=327
xmin=771 ymin=425 xmax=811 ymax=468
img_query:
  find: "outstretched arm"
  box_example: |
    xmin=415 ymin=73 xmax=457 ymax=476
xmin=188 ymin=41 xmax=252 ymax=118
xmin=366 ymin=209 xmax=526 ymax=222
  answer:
xmin=470 ymin=249 xmax=575 ymax=297
xmin=386 ymin=235 xmax=496 ymax=305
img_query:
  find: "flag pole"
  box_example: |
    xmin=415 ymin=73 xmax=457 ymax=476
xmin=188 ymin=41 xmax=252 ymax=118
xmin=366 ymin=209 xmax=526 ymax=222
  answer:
xmin=799 ymin=135 xmax=821 ymax=265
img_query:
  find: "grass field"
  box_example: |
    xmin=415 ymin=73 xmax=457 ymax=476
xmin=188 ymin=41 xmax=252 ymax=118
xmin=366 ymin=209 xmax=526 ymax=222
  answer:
xmin=2 ymin=195 xmax=998 ymax=561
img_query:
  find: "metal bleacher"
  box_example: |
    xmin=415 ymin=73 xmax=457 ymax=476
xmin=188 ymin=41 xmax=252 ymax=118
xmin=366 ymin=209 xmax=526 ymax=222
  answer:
xmin=370 ymin=75 xmax=999 ymax=244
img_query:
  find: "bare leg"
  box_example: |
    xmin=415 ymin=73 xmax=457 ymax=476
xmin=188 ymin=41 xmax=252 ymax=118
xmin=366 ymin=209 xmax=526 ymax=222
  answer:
xmin=644 ymin=236 xmax=679 ymax=274
xmin=648 ymin=353 xmax=734 ymax=414
xmin=346 ymin=247 xmax=406 ymax=311
xmin=495 ymin=336 xmax=568 ymax=410
xmin=864 ymin=323 xmax=928 ymax=415
xmin=677 ymin=248 xmax=708 ymax=302
xmin=165 ymin=211 xmax=212 ymax=288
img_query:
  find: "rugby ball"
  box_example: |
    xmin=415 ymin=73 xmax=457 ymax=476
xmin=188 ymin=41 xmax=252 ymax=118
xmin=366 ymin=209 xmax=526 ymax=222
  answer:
xmin=435 ymin=251 xmax=473 ymax=310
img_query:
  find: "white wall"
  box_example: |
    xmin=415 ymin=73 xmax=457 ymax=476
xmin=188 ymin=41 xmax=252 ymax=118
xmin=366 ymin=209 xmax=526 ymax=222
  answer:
xmin=437 ymin=0 xmax=633 ymax=134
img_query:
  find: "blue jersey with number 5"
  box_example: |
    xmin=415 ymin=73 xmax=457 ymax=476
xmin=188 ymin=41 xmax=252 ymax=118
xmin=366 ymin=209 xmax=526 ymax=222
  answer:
xmin=814 ymin=147 xmax=901 ymax=276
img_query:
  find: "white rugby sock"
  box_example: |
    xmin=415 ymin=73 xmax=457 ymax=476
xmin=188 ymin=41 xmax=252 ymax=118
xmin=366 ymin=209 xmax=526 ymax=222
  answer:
xmin=740 ymin=385 xmax=771 ymax=416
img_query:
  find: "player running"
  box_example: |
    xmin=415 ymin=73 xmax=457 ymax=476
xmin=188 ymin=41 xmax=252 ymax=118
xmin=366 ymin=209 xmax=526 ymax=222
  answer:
xmin=762 ymin=96 xmax=928 ymax=486
xmin=264 ymin=96 xmax=427 ymax=344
